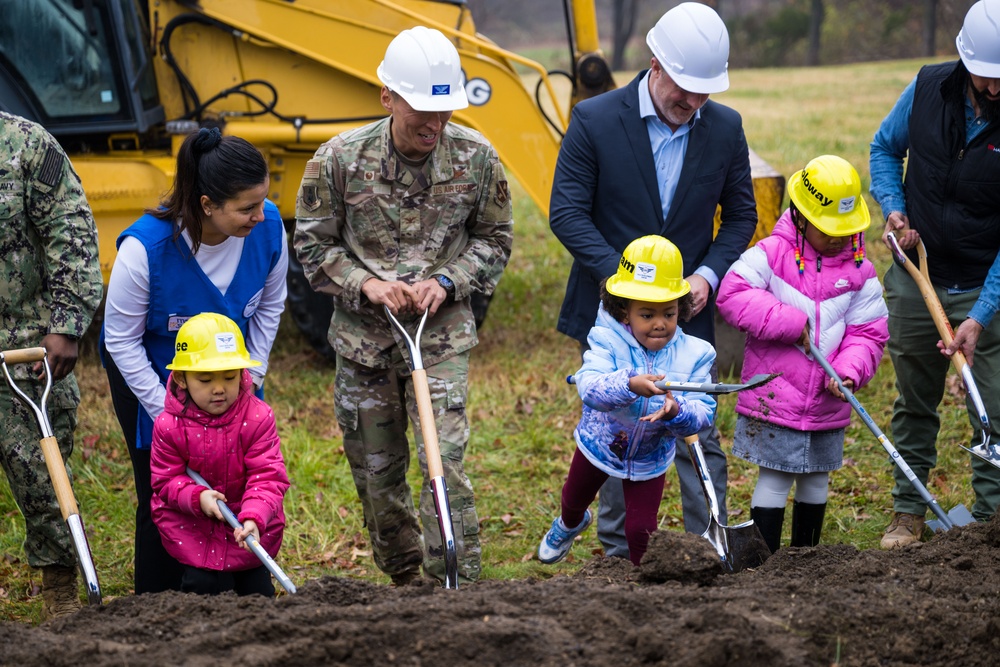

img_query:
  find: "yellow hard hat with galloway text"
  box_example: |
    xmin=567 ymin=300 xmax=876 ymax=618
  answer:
xmin=166 ymin=312 xmax=261 ymax=373
xmin=605 ymin=235 xmax=691 ymax=303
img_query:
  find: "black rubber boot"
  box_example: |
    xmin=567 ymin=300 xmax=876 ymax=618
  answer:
xmin=790 ymin=501 xmax=826 ymax=547
xmin=750 ymin=506 xmax=785 ymax=554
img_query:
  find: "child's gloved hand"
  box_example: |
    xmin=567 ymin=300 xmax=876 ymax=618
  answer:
xmin=640 ymin=391 xmax=679 ymax=422
xmin=199 ymin=489 xmax=227 ymax=520
xmin=826 ymin=376 xmax=854 ymax=402
xmin=630 ymin=373 xmax=667 ymax=398
xmin=234 ymin=520 xmax=260 ymax=550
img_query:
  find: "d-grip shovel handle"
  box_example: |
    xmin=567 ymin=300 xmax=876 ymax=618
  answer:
xmin=2 ymin=346 xmax=102 ymax=604
xmin=0 ymin=346 xmax=46 ymax=365
xmin=887 ymin=232 xmax=992 ymax=446
xmin=383 ymin=307 xmax=445 ymax=479
xmin=887 ymin=233 xmax=970 ymax=373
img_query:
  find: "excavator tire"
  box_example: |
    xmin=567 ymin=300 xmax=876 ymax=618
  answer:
xmin=286 ymin=242 xmax=336 ymax=362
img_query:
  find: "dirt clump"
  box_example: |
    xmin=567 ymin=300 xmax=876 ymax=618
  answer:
xmin=3 ymin=516 xmax=1000 ymax=666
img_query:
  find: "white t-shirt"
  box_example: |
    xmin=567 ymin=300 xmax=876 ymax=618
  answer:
xmin=104 ymin=228 xmax=288 ymax=419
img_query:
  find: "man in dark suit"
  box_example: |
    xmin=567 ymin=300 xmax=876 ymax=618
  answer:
xmin=550 ymin=2 xmax=757 ymax=558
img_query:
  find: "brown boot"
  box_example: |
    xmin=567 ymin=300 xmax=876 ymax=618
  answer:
xmin=880 ymin=512 xmax=926 ymax=549
xmin=41 ymin=565 xmax=81 ymax=620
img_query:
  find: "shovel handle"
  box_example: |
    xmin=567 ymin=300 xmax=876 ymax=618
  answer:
xmin=887 ymin=234 xmax=968 ymax=374
xmin=0 ymin=347 xmax=46 ymax=365
xmin=40 ymin=435 xmax=79 ymax=520
xmin=412 ymin=369 xmax=445 ymax=479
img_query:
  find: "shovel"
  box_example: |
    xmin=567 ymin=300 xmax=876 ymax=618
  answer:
xmin=654 ymin=373 xmax=780 ymax=394
xmin=186 ymin=467 xmax=297 ymax=594
xmin=384 ymin=306 xmax=459 ymax=589
xmin=887 ymin=232 xmax=1000 ymax=470
xmin=683 ymin=433 xmax=771 ymax=572
xmin=810 ymin=344 xmax=973 ymax=532
xmin=0 ymin=347 xmax=101 ymax=605
xmin=565 ymin=372 xmax=781 ymax=394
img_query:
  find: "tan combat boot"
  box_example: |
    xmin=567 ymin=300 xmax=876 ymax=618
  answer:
xmin=880 ymin=512 xmax=926 ymax=549
xmin=41 ymin=565 xmax=82 ymax=620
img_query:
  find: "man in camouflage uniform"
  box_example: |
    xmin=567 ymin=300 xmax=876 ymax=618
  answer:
xmin=0 ymin=111 xmax=102 ymax=617
xmin=294 ymin=27 xmax=513 ymax=584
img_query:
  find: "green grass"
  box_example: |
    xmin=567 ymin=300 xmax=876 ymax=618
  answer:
xmin=0 ymin=57 xmax=982 ymax=622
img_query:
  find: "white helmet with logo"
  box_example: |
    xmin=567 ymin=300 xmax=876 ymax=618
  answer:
xmin=377 ymin=26 xmax=469 ymax=112
xmin=957 ymin=0 xmax=1000 ymax=78
xmin=646 ymin=2 xmax=730 ymax=94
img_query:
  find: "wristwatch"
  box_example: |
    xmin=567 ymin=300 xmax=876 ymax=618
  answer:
xmin=433 ymin=274 xmax=455 ymax=299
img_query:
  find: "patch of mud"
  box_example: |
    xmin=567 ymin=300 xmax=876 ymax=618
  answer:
xmin=4 ymin=517 xmax=1000 ymax=666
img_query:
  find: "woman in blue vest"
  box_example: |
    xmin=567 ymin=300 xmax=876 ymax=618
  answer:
xmin=103 ymin=127 xmax=287 ymax=594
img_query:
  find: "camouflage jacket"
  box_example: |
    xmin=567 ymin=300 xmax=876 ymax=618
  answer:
xmin=0 ymin=112 xmax=102 ymax=358
xmin=294 ymin=117 xmax=513 ymax=369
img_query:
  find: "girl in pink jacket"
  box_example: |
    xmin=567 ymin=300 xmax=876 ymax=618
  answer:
xmin=716 ymin=155 xmax=888 ymax=554
xmin=151 ymin=313 xmax=289 ymax=597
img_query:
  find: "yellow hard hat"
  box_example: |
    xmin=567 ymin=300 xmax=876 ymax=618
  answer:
xmin=788 ymin=155 xmax=871 ymax=237
xmin=605 ymin=235 xmax=691 ymax=302
xmin=166 ymin=312 xmax=261 ymax=373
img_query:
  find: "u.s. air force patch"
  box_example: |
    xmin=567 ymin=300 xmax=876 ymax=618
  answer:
xmin=431 ymin=183 xmax=477 ymax=195
xmin=495 ymin=179 xmax=509 ymax=207
xmin=301 ymin=185 xmax=321 ymax=211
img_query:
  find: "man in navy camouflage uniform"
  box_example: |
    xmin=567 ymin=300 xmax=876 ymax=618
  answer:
xmin=294 ymin=27 xmax=513 ymax=584
xmin=0 ymin=111 xmax=102 ymax=617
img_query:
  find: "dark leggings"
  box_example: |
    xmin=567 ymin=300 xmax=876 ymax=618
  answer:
xmin=561 ymin=448 xmax=666 ymax=566
xmin=104 ymin=347 xmax=185 ymax=594
xmin=182 ymin=565 xmax=274 ymax=597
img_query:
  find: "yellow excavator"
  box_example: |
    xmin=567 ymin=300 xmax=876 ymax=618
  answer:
xmin=0 ymin=0 xmax=781 ymax=365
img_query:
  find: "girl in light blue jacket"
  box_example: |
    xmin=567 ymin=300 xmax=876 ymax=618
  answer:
xmin=538 ymin=236 xmax=716 ymax=566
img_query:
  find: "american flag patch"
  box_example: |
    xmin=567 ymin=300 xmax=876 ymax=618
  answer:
xmin=303 ymin=160 xmax=321 ymax=179
xmin=38 ymin=147 xmax=63 ymax=187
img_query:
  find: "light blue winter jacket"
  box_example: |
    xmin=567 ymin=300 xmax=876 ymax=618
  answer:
xmin=573 ymin=306 xmax=716 ymax=481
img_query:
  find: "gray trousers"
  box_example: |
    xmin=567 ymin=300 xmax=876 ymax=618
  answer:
xmin=597 ymin=421 xmax=727 ymax=558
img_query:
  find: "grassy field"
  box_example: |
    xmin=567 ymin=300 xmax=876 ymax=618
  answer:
xmin=0 ymin=57 xmax=981 ymax=622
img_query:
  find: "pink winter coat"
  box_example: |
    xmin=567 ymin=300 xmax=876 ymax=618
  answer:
xmin=716 ymin=210 xmax=889 ymax=431
xmin=150 ymin=369 xmax=289 ymax=571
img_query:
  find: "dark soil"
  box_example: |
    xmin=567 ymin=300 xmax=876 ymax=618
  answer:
xmin=4 ymin=518 xmax=1000 ymax=667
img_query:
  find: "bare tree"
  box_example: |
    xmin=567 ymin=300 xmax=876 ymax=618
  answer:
xmin=923 ymin=0 xmax=938 ymax=56
xmin=611 ymin=0 xmax=638 ymax=71
xmin=807 ymin=0 xmax=825 ymax=66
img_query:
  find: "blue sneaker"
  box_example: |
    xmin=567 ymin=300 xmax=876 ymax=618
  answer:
xmin=537 ymin=510 xmax=593 ymax=564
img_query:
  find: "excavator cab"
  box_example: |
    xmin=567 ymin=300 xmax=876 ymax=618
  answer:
xmin=0 ymin=0 xmax=163 ymax=147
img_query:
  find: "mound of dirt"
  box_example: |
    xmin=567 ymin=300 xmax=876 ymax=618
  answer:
xmin=4 ymin=517 xmax=1000 ymax=666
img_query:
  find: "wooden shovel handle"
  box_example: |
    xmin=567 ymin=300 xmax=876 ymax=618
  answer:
xmin=412 ymin=369 xmax=445 ymax=479
xmin=39 ymin=436 xmax=79 ymax=520
xmin=895 ymin=251 xmax=969 ymax=375
xmin=1 ymin=347 xmax=46 ymax=365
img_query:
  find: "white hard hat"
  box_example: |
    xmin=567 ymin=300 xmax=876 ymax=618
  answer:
xmin=377 ymin=26 xmax=469 ymax=112
xmin=646 ymin=2 xmax=730 ymax=94
xmin=957 ymin=0 xmax=1000 ymax=78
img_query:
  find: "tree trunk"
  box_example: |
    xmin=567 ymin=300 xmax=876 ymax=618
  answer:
xmin=807 ymin=0 xmax=825 ymax=66
xmin=922 ymin=0 xmax=938 ymax=57
xmin=611 ymin=0 xmax=637 ymax=71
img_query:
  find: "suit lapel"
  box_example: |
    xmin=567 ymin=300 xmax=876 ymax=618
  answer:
xmin=619 ymin=73 xmax=664 ymax=224
xmin=664 ymin=103 xmax=712 ymax=230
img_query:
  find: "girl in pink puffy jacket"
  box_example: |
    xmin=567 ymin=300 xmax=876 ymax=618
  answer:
xmin=150 ymin=313 xmax=289 ymax=597
xmin=716 ymin=156 xmax=888 ymax=554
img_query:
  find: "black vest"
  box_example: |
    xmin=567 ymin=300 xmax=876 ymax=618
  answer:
xmin=905 ymin=61 xmax=1000 ymax=289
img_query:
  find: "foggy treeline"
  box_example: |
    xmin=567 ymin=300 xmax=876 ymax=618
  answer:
xmin=466 ymin=0 xmax=976 ymax=70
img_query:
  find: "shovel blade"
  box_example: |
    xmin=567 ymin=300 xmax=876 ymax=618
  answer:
xmin=720 ymin=520 xmax=772 ymax=572
xmin=927 ymin=504 xmax=975 ymax=533
xmin=962 ymin=443 xmax=1000 ymax=471
xmin=701 ymin=517 xmax=771 ymax=573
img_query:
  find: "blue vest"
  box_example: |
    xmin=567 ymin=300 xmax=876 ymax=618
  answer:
xmin=116 ymin=201 xmax=284 ymax=448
